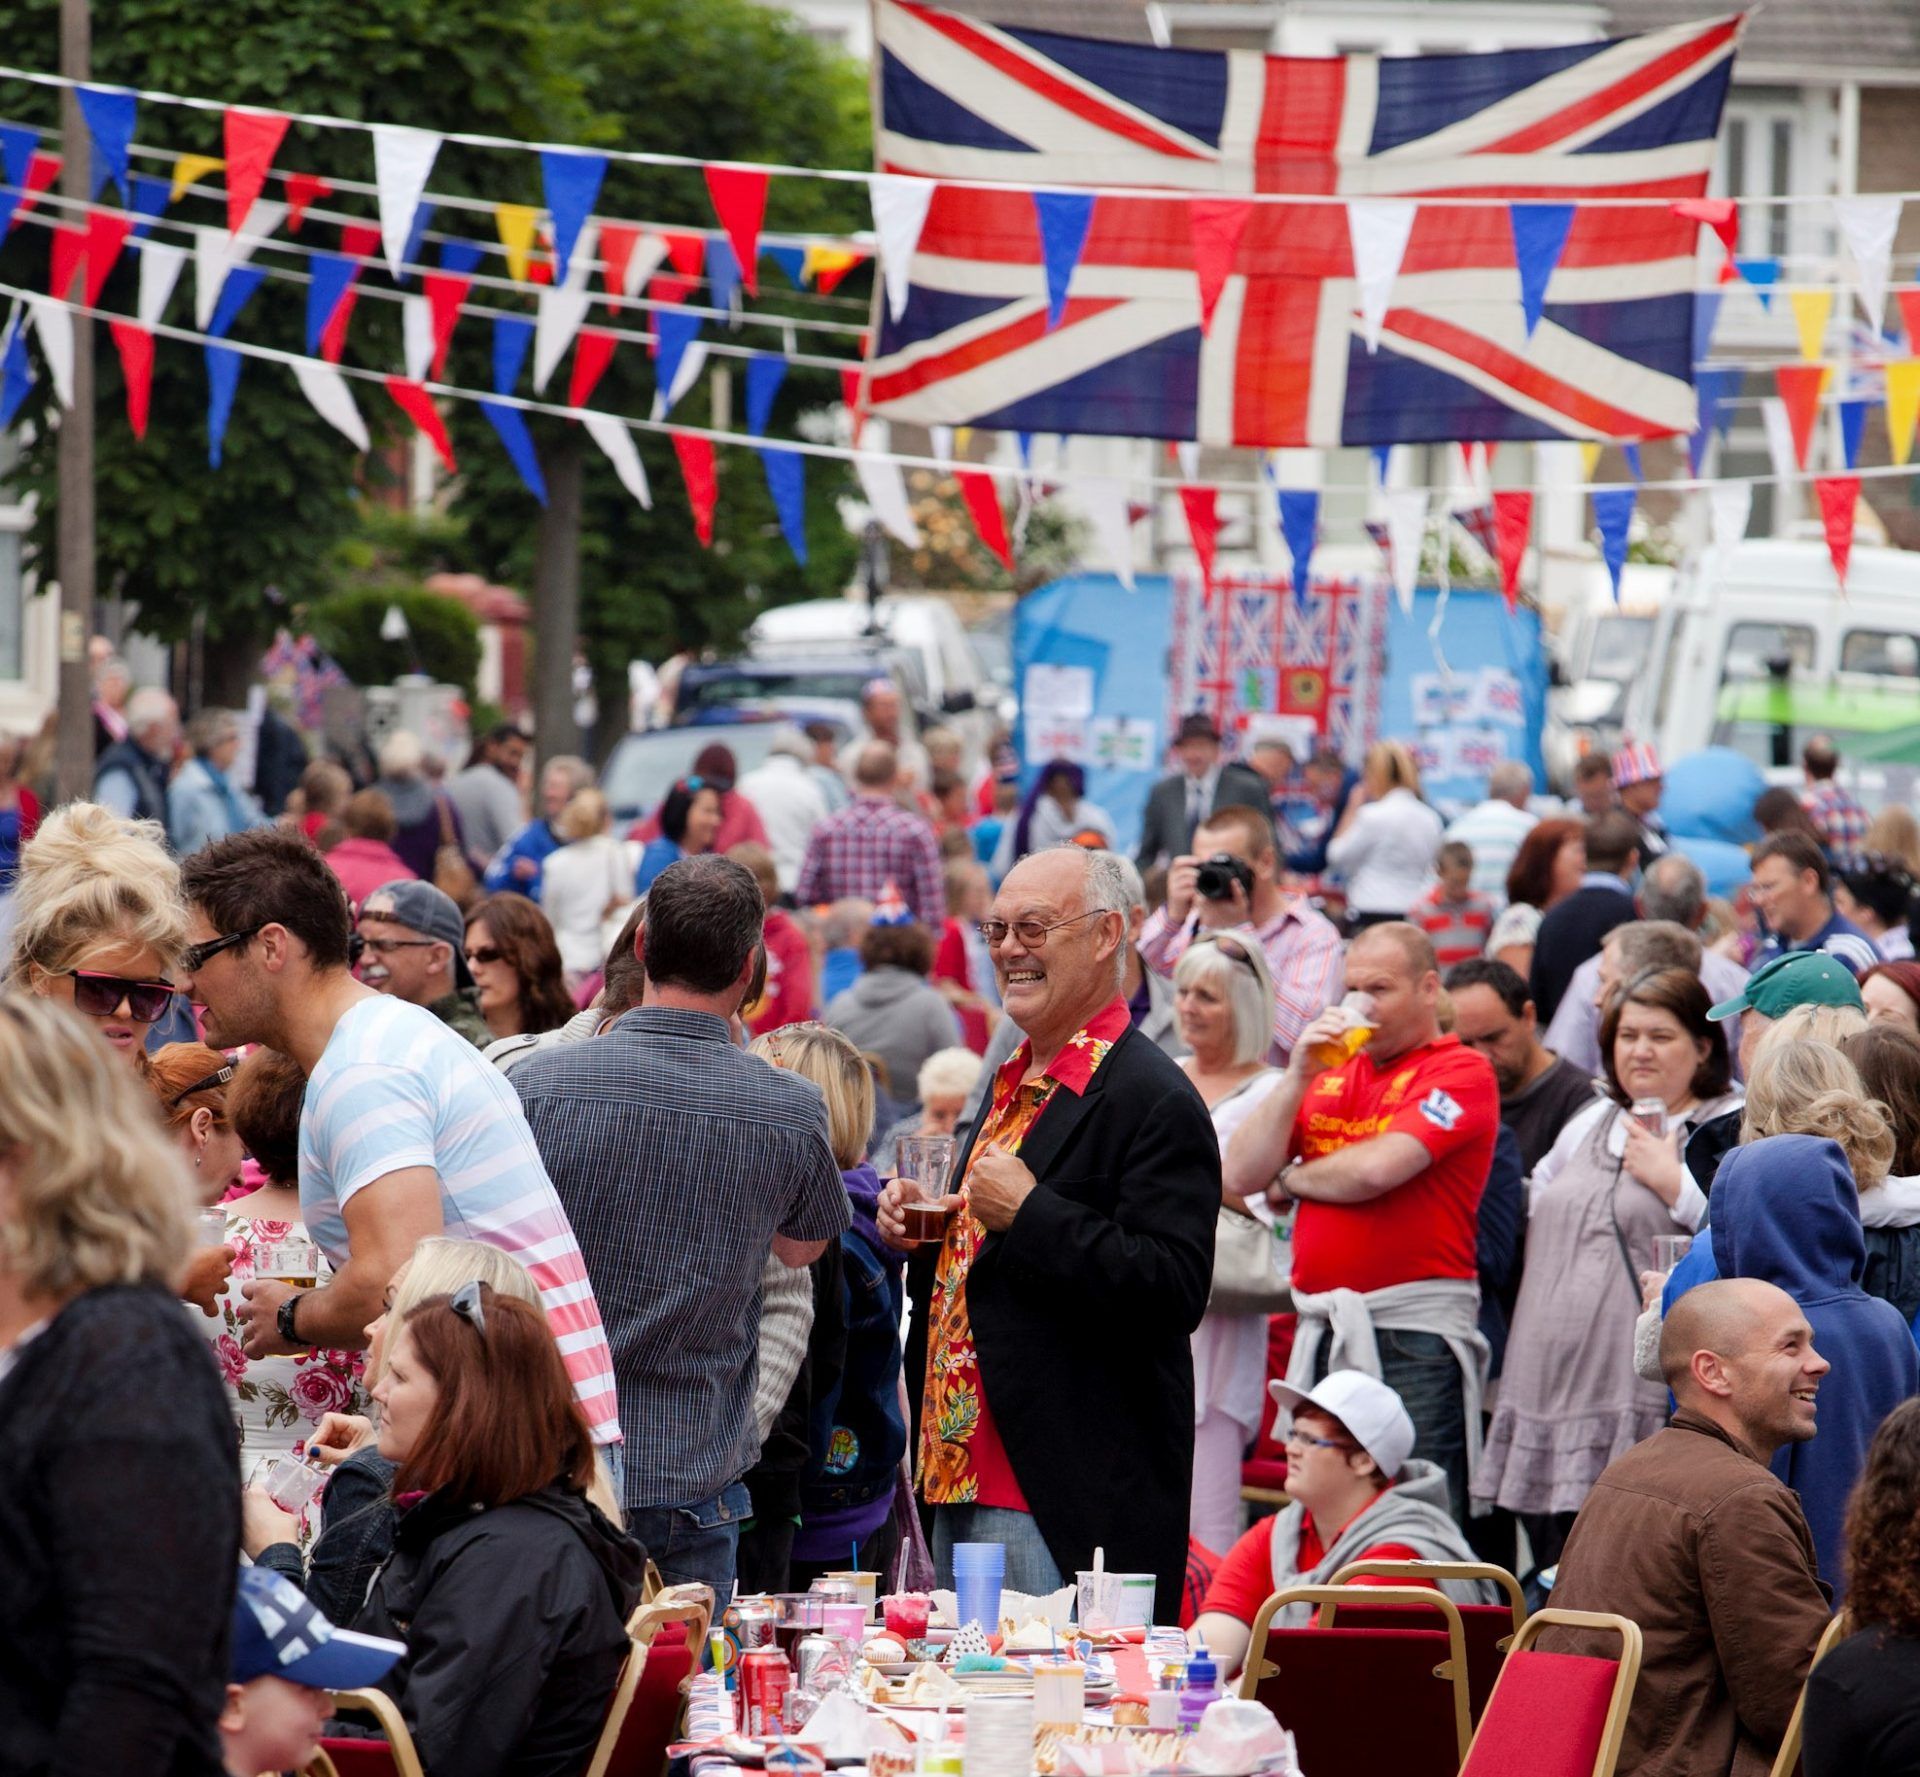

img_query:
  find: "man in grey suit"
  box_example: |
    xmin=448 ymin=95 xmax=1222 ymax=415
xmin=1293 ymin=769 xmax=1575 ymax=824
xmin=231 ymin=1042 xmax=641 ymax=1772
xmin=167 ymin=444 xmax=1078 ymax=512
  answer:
xmin=1135 ymin=712 xmax=1272 ymax=871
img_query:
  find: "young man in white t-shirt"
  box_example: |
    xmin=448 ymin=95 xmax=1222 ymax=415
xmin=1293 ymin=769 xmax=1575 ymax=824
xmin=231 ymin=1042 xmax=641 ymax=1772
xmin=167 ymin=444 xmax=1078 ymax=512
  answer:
xmin=181 ymin=827 xmax=620 ymax=1446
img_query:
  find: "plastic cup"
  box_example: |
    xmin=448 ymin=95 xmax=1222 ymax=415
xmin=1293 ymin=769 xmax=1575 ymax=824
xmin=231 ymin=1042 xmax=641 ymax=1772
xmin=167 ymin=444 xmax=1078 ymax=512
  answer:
xmin=253 ymin=1450 xmax=326 ymax=1514
xmin=823 ymin=1569 xmax=878 ymax=1618
xmin=197 ymin=1205 xmax=230 ymax=1247
xmin=252 ymin=1237 xmax=319 ymax=1289
xmin=882 ymin=1593 xmax=931 ymax=1639
xmin=952 ymin=1541 xmax=1005 ymax=1631
xmin=1308 ymin=992 xmax=1377 ymax=1070
xmin=1032 ymin=1661 xmax=1086 ymax=1726
xmin=1652 ymin=1234 xmax=1694 ymax=1273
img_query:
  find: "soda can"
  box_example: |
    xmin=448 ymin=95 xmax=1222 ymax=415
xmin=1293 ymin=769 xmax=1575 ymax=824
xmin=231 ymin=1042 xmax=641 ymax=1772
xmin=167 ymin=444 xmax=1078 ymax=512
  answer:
xmin=739 ymin=1647 xmax=792 ymax=1737
xmin=794 ymin=1632 xmax=849 ymax=1695
xmin=735 ymin=1603 xmax=778 ymax=1650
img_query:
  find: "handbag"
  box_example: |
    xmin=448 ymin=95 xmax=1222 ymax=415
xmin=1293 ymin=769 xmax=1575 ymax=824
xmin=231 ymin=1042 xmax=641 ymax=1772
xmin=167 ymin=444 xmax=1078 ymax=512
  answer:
xmin=1209 ymin=1204 xmax=1292 ymax=1315
xmin=432 ymin=794 xmax=479 ymax=909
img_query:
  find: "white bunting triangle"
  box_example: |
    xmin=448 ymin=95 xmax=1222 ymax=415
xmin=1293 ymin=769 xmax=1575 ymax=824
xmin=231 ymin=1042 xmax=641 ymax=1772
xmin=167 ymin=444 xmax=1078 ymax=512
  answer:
xmin=929 ymin=425 xmax=954 ymax=467
xmin=622 ymin=232 xmax=669 ymax=299
xmin=1175 ymin=441 xmax=1201 ymax=482
xmin=192 ymin=202 xmax=287 ymax=328
xmin=1347 ymin=199 xmax=1417 ymax=353
xmin=1709 ymin=479 xmax=1751 ymax=558
xmin=135 ymin=239 xmax=187 ymax=330
xmin=855 ymin=442 xmax=922 ymax=547
xmin=532 ymin=224 xmax=599 ymax=393
xmin=402 ymin=293 xmax=433 ymax=384
xmin=371 ymin=124 xmax=441 ymax=279
xmin=583 ymin=413 xmax=653 ymax=509
xmin=1384 ymin=487 xmax=1428 ymax=615
xmin=1834 ymin=194 xmax=1902 ymax=328
xmin=293 ymin=360 xmax=370 ymax=452
xmin=650 ymin=341 xmax=709 ymax=419
xmin=1760 ymin=396 xmax=1800 ymax=483
xmin=26 ymin=297 xmax=72 ymax=408
xmin=870 ymin=174 xmax=935 ymax=322
xmin=1076 ymin=475 xmax=1136 ymax=592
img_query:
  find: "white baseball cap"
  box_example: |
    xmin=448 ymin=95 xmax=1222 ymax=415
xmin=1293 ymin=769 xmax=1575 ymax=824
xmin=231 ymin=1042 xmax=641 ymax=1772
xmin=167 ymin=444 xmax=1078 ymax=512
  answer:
xmin=1268 ymin=1370 xmax=1416 ymax=1480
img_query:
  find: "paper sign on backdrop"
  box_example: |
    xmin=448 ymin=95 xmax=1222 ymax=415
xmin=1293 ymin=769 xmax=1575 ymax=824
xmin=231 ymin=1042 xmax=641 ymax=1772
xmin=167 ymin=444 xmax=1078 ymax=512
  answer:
xmin=1088 ymin=716 xmax=1156 ymax=771
xmin=1027 ymin=718 xmax=1089 ymax=762
xmin=1022 ymin=663 xmax=1095 ymax=726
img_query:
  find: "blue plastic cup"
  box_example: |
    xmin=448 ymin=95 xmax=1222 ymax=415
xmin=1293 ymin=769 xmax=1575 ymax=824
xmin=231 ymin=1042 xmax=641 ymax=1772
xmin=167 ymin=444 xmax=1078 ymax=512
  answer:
xmin=952 ymin=1542 xmax=1006 ymax=1629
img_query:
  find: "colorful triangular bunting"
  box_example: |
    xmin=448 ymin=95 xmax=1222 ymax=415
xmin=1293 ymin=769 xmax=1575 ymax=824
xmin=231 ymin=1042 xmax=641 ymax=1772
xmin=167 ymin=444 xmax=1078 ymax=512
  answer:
xmin=481 ymin=400 xmax=548 ymax=505
xmin=540 ymin=149 xmax=607 ymax=285
xmin=222 ymin=108 xmax=289 ymax=233
xmin=1509 ymin=202 xmax=1575 ymax=337
xmin=957 ymin=468 xmax=1013 ymax=571
xmin=384 ymin=376 xmax=456 ymax=471
xmin=1189 ymin=198 xmax=1251 ymax=336
xmin=672 ymin=433 xmax=718 ymax=546
xmin=760 ymin=445 xmax=807 ymax=565
xmin=1816 ymin=475 xmax=1859 ymax=589
xmin=705 ymin=167 xmax=769 ymax=299
xmin=75 ymin=85 xmax=135 ymax=200
xmin=107 ymin=318 xmax=151 ymax=438
xmin=1492 ymin=489 xmax=1532 ymax=613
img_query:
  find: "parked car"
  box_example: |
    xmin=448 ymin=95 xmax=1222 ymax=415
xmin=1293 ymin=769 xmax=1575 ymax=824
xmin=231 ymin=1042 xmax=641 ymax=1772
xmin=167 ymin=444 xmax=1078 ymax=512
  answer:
xmin=599 ymin=713 xmax=851 ymax=826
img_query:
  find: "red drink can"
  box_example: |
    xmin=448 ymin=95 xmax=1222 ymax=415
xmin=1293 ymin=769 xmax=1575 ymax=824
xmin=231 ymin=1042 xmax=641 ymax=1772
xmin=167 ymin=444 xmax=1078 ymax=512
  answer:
xmin=739 ymin=1647 xmax=791 ymax=1737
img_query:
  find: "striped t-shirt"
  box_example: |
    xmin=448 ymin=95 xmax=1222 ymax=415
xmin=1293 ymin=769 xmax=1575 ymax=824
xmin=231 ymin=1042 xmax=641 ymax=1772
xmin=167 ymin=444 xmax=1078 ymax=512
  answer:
xmin=298 ymin=994 xmax=621 ymax=1445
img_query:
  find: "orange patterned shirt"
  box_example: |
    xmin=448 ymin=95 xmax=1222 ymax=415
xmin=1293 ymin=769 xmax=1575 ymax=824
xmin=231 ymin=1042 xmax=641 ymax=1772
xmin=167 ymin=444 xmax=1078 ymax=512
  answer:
xmin=918 ymin=997 xmax=1131 ymax=1509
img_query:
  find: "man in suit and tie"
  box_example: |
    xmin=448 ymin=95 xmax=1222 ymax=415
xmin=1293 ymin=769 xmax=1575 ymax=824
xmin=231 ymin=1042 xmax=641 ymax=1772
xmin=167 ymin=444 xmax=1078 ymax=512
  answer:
xmin=1135 ymin=713 xmax=1271 ymax=871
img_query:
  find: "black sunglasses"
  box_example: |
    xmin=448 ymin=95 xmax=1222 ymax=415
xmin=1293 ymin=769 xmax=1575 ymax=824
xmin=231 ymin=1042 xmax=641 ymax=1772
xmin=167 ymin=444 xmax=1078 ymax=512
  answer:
xmin=167 ymin=1063 xmax=235 ymax=1108
xmin=68 ymin=969 xmax=175 ymax=1022
xmin=182 ymin=926 xmax=263 ymax=973
xmin=465 ymin=945 xmax=504 ymax=967
xmin=1198 ymin=934 xmax=1260 ymax=973
xmin=450 ymin=1279 xmax=488 ymax=1338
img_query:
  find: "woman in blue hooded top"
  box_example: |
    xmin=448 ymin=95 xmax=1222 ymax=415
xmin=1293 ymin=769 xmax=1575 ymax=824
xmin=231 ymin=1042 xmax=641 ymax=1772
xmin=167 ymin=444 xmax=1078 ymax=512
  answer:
xmin=1665 ymin=1131 xmax=1920 ymax=1592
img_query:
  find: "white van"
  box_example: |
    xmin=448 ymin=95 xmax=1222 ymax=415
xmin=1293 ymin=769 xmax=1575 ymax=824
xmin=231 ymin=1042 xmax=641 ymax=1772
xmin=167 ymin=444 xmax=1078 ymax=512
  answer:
xmin=1618 ymin=538 xmax=1920 ymax=805
xmin=1543 ymin=558 xmax=1675 ymax=788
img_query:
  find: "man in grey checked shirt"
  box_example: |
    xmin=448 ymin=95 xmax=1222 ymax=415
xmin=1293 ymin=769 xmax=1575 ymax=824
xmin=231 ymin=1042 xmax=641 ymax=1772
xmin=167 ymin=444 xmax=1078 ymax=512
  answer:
xmin=514 ymin=854 xmax=850 ymax=1610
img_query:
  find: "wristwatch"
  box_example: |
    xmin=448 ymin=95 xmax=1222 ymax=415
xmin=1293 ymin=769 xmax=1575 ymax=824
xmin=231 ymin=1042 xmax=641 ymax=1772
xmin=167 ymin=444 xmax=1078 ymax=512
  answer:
xmin=277 ymin=1291 xmax=311 ymax=1348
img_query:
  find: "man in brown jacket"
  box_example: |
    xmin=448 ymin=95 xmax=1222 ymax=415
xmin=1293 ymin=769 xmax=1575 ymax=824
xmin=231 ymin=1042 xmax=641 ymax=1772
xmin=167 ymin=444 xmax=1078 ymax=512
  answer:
xmin=1544 ymin=1279 xmax=1832 ymax=1777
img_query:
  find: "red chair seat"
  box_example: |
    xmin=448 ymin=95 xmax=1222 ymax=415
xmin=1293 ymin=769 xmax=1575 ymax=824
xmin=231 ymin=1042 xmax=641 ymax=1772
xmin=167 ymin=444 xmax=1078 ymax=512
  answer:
xmin=604 ymin=1621 xmax=695 ymax=1777
xmin=1247 ymin=1625 xmax=1463 ymax=1777
xmin=317 ymin=1742 xmax=399 ymax=1777
xmin=1460 ymin=1650 xmax=1619 ymax=1777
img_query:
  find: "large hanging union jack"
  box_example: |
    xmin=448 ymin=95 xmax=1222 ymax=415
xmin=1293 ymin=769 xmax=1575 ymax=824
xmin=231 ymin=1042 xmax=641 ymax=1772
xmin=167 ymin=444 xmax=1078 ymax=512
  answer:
xmin=867 ymin=2 xmax=1740 ymax=447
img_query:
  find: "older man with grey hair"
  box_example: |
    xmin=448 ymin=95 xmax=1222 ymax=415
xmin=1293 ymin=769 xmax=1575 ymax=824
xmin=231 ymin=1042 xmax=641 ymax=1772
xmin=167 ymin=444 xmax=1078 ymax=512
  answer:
xmin=1443 ymin=759 xmax=1539 ymax=905
xmin=1546 ymin=853 xmax=1751 ymax=1077
xmin=881 ymin=843 xmax=1218 ymax=1619
xmin=736 ymin=726 xmax=829 ymax=895
xmin=93 ymin=685 xmax=181 ymax=837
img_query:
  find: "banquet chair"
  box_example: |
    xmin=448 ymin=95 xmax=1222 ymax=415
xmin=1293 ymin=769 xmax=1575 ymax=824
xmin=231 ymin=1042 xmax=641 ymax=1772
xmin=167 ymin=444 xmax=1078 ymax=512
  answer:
xmin=1766 ymin=1612 xmax=1850 ymax=1777
xmin=584 ymin=1591 xmax=712 ymax=1777
xmin=1239 ymin=1584 xmax=1471 ymax=1777
xmin=1329 ymin=1558 xmax=1528 ymax=1721
xmin=1458 ymin=1609 xmax=1642 ymax=1777
xmin=319 ymin=1687 xmax=425 ymax=1777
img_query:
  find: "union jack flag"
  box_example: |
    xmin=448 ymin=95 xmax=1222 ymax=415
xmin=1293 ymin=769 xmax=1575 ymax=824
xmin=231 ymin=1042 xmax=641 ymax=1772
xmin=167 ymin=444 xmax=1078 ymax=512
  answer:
xmin=869 ymin=1 xmax=1740 ymax=447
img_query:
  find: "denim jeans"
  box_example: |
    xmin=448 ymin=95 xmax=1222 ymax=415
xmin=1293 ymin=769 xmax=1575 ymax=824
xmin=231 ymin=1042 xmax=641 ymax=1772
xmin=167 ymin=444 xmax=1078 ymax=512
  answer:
xmin=931 ymin=1504 xmax=1064 ymax=1596
xmin=1312 ymin=1328 xmax=1469 ymax=1526
xmin=625 ymin=1481 xmax=752 ymax=1619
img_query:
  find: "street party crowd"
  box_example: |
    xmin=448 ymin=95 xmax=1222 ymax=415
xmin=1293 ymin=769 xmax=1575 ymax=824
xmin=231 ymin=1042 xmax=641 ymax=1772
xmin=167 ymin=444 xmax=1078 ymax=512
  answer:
xmin=14 ymin=670 xmax=1920 ymax=1777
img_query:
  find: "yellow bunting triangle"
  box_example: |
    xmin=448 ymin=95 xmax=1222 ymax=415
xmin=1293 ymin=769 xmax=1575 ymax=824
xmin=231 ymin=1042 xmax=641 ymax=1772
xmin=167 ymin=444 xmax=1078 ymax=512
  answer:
xmin=1789 ymin=288 xmax=1834 ymax=363
xmin=1887 ymin=359 xmax=1920 ymax=468
xmin=170 ymin=153 xmax=226 ymax=204
xmin=1577 ymin=441 xmax=1603 ymax=480
xmin=953 ymin=427 xmax=973 ymax=458
xmin=802 ymin=244 xmax=860 ymax=287
xmin=495 ymin=204 xmax=540 ymax=284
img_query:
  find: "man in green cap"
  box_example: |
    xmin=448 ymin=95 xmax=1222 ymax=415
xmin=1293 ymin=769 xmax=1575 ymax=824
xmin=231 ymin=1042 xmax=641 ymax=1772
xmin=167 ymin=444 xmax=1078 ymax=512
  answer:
xmin=1682 ymin=952 xmax=1866 ymax=1188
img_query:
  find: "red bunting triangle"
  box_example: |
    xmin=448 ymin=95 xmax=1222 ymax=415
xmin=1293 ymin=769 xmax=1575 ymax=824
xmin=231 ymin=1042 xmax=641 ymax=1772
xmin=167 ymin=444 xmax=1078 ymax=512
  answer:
xmin=1899 ymin=290 xmax=1920 ymax=351
xmin=48 ymin=225 xmax=86 ymax=300
xmin=812 ymin=250 xmax=866 ymax=294
xmin=1189 ymin=197 xmax=1252 ymax=336
xmin=568 ymin=328 xmax=618 ymax=409
xmin=646 ymin=273 xmax=698 ymax=323
xmin=13 ymin=152 xmax=60 ymax=230
xmin=283 ymin=172 xmax=331 ymax=234
xmin=320 ymin=289 xmax=360 ymax=363
xmin=1492 ymin=489 xmax=1533 ymax=613
xmin=384 ymin=377 xmax=456 ymax=472
xmin=223 ymin=108 xmax=290 ymax=234
xmin=1816 ymin=475 xmax=1859 ymax=589
xmin=1672 ymin=196 xmax=1739 ymax=259
xmin=421 ymin=272 xmax=471 ymax=380
xmin=956 ymin=468 xmax=1014 ymax=571
xmin=671 ymin=433 xmax=718 ymax=546
xmin=108 ymin=320 xmax=153 ymax=439
xmin=82 ymin=212 xmax=132 ymax=306
xmin=1178 ymin=485 xmax=1220 ymax=589
xmin=599 ymin=223 xmax=642 ymax=298
xmin=339 ymin=222 xmax=381 ymax=262
xmin=704 ymin=167 xmax=769 ymax=298
xmin=1775 ymin=363 xmax=1829 ymax=470
xmin=840 ymin=366 xmax=865 ymax=428
xmin=662 ymin=231 xmax=706 ymax=278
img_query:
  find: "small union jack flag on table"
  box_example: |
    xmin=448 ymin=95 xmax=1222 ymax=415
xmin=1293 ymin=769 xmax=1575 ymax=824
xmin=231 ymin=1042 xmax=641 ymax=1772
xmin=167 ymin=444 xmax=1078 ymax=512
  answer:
xmin=869 ymin=1 xmax=1740 ymax=447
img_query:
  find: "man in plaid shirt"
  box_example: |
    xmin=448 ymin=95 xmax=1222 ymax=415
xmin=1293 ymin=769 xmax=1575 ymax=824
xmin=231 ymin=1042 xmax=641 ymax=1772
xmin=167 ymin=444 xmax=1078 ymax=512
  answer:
xmin=796 ymin=742 xmax=945 ymax=922
xmin=1799 ymin=735 xmax=1869 ymax=873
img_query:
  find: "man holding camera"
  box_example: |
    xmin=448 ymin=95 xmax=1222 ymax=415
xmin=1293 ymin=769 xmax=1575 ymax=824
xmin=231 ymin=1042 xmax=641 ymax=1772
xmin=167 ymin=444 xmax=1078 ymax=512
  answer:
xmin=1137 ymin=803 xmax=1343 ymax=1064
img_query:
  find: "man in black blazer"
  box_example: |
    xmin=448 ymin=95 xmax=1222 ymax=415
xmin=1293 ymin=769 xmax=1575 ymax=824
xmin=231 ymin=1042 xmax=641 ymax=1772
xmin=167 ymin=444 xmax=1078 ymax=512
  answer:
xmin=1136 ymin=712 xmax=1272 ymax=871
xmin=1529 ymin=808 xmax=1641 ymax=1025
xmin=882 ymin=845 xmax=1218 ymax=1623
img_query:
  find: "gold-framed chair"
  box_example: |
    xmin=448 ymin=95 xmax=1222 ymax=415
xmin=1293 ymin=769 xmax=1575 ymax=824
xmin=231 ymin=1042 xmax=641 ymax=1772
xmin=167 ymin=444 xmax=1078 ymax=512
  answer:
xmin=1766 ymin=1612 xmax=1850 ymax=1777
xmin=1329 ymin=1557 xmax=1528 ymax=1721
xmin=1459 ymin=1608 xmax=1643 ymax=1777
xmin=1239 ymin=1583 xmax=1473 ymax=1777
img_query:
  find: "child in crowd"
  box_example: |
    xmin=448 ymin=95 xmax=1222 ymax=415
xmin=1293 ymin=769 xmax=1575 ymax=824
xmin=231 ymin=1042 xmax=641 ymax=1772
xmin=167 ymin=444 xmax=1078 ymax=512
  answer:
xmin=1411 ymin=840 xmax=1496 ymax=968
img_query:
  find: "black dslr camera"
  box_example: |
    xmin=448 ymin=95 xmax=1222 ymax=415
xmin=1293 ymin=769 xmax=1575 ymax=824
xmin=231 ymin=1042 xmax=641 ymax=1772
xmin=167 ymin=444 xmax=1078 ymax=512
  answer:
xmin=1194 ymin=852 xmax=1255 ymax=902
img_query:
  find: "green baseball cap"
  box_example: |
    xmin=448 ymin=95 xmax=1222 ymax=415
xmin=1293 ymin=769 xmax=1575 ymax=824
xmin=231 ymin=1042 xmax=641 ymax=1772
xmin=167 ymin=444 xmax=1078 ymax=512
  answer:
xmin=1707 ymin=950 xmax=1865 ymax=1023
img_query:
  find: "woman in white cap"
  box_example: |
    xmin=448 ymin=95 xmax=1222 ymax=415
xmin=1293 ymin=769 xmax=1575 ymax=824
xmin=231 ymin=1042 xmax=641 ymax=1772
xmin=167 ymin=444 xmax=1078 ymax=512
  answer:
xmin=1190 ymin=1370 xmax=1495 ymax=1677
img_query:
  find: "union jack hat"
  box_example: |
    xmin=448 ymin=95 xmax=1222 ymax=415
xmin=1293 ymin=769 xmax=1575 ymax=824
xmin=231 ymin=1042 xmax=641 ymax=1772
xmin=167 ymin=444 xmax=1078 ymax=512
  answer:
xmin=1611 ymin=742 xmax=1663 ymax=788
xmin=871 ymin=879 xmax=912 ymax=926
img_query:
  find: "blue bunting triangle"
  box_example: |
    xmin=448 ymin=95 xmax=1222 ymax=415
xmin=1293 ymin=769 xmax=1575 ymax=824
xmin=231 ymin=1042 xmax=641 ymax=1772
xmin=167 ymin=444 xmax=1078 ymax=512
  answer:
xmin=128 ymin=174 xmax=170 ymax=240
xmin=0 ymin=190 xmax=19 ymax=245
xmin=481 ymin=399 xmax=549 ymax=506
xmin=1839 ymin=398 xmax=1871 ymax=471
xmin=1370 ymin=444 xmax=1391 ymax=484
xmin=305 ymin=253 xmax=358 ymax=356
xmin=1031 ymin=190 xmax=1094 ymax=330
xmin=745 ymin=351 xmax=786 ymax=438
xmin=1508 ymin=202 xmax=1575 ymax=337
xmin=540 ymin=149 xmax=607 ymax=283
xmin=764 ymin=244 xmax=807 ymax=287
xmin=439 ymin=238 xmax=485 ymax=276
xmin=0 ymin=126 xmax=36 ymax=195
xmin=207 ymin=264 xmax=266 ymax=340
xmin=205 ymin=344 xmax=242 ymax=468
xmin=1734 ymin=257 xmax=1779 ymax=310
xmin=1592 ymin=486 xmax=1636 ymax=603
xmin=1622 ymin=442 xmax=1643 ymax=482
xmin=396 ymin=201 xmax=436 ymax=285
xmin=759 ymin=446 xmax=808 ymax=565
xmin=491 ymin=313 xmax=535 ymax=396
xmin=75 ymin=86 xmax=135 ymax=201
xmin=1689 ymin=366 xmax=1741 ymax=475
xmin=1277 ymin=489 xmax=1320 ymax=603
xmin=705 ymin=235 xmax=741 ymax=313
xmin=654 ymin=309 xmax=703 ymax=411
xmin=0 ymin=324 xmax=35 ymax=429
